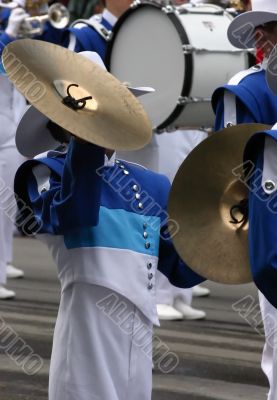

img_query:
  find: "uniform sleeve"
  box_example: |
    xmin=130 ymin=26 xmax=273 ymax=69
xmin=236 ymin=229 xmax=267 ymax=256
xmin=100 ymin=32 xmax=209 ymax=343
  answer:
xmin=25 ymin=139 xmax=105 ymax=235
xmin=158 ymin=225 xmax=205 ymax=288
xmin=214 ymin=90 xmax=257 ymax=131
xmin=247 ymin=136 xmax=277 ymax=309
xmin=156 ymin=176 xmax=205 ymax=288
xmin=0 ymin=31 xmax=14 ymax=54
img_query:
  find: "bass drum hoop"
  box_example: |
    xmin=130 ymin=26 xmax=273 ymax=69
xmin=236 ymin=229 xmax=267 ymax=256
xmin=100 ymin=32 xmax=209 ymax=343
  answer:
xmin=105 ymin=2 xmax=193 ymax=131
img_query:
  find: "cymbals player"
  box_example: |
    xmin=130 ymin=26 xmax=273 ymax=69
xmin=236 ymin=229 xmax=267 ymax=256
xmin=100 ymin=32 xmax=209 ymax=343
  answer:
xmin=212 ymin=1 xmax=277 ymax=398
xmin=7 ymin=41 xmax=204 ymax=400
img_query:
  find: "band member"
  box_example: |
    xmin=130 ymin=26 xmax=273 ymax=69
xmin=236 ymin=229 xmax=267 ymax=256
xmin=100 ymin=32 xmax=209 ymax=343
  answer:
xmin=13 ymin=48 xmax=204 ymax=400
xmin=212 ymin=1 xmax=277 ymax=398
xmin=0 ymin=0 xmax=132 ymax=59
xmin=213 ymin=0 xmax=277 ymax=130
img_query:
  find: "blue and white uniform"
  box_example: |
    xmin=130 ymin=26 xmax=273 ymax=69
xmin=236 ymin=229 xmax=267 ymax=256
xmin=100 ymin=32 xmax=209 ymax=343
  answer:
xmin=0 ymin=8 xmax=114 ymax=59
xmin=212 ymin=62 xmax=277 ymax=130
xmin=67 ymin=9 xmax=115 ymax=57
xmin=243 ymin=126 xmax=277 ymax=400
xmin=212 ymin=62 xmax=277 ymax=400
xmin=15 ymin=139 xmax=204 ymax=400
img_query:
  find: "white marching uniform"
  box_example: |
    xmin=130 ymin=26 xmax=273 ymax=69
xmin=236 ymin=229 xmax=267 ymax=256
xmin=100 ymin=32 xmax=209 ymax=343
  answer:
xmin=15 ymin=141 xmax=204 ymax=399
xmin=49 ymin=283 xmax=153 ymax=400
xmin=0 ymin=76 xmax=26 ymax=284
xmin=259 ymin=292 xmax=277 ymax=400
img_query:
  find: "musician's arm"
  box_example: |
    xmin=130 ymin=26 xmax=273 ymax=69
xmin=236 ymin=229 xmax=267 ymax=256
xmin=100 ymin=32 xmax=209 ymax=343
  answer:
xmin=214 ymin=89 xmax=257 ymax=131
xmin=51 ymin=138 xmax=104 ymax=232
xmin=246 ymin=134 xmax=277 ymax=309
xmin=19 ymin=139 xmax=104 ymax=235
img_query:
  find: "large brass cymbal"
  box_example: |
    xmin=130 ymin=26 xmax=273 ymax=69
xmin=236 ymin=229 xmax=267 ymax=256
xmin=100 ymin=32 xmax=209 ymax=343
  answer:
xmin=3 ymin=39 xmax=152 ymax=151
xmin=169 ymin=123 xmax=270 ymax=284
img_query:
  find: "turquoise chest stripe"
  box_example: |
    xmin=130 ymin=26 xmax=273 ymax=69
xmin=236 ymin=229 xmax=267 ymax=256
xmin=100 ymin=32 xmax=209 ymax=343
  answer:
xmin=64 ymin=207 xmax=160 ymax=256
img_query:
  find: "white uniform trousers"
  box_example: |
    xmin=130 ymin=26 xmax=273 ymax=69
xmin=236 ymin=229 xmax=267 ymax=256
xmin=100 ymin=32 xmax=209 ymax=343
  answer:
xmin=49 ymin=283 xmax=153 ymax=400
xmin=156 ymin=270 xmax=192 ymax=305
xmin=0 ymin=146 xmax=24 ymax=284
xmin=259 ymin=292 xmax=277 ymax=400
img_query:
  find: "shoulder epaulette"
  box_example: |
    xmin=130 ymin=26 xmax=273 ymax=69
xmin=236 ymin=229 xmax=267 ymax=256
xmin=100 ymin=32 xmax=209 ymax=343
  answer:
xmin=71 ymin=18 xmax=111 ymax=41
xmin=228 ymin=64 xmax=263 ymax=85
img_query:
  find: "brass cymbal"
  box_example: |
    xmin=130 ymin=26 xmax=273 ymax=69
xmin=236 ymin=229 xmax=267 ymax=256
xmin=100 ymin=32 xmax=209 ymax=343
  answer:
xmin=3 ymin=39 xmax=152 ymax=151
xmin=169 ymin=123 xmax=270 ymax=284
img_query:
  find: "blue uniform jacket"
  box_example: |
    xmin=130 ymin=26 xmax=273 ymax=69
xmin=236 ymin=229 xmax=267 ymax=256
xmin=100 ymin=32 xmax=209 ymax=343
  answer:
xmin=212 ymin=68 xmax=277 ymax=130
xmin=244 ymin=129 xmax=277 ymax=309
xmin=14 ymin=140 xmax=204 ymax=297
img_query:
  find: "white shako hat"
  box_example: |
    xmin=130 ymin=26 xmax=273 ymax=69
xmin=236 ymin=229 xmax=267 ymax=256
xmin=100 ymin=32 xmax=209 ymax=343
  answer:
xmin=16 ymin=51 xmax=154 ymax=158
xmin=227 ymin=0 xmax=277 ymax=49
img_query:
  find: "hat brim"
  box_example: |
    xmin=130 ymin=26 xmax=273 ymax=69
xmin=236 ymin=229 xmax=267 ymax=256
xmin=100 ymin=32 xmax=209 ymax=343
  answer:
xmin=228 ymin=11 xmax=277 ymax=49
xmin=16 ymin=106 xmax=60 ymax=158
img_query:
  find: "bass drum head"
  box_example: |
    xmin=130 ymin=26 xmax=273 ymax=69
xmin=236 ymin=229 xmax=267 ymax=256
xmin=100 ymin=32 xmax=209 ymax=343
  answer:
xmin=106 ymin=4 xmax=190 ymax=130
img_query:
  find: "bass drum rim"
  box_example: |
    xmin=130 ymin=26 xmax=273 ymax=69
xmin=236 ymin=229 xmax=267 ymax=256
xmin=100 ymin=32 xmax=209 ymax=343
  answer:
xmin=105 ymin=2 xmax=193 ymax=131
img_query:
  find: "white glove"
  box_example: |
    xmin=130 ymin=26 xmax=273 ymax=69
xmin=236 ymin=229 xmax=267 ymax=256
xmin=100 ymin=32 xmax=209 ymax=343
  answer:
xmin=5 ymin=8 xmax=30 ymax=38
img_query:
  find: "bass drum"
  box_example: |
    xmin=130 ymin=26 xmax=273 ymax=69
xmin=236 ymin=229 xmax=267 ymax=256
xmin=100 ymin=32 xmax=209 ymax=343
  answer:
xmin=106 ymin=2 xmax=249 ymax=131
